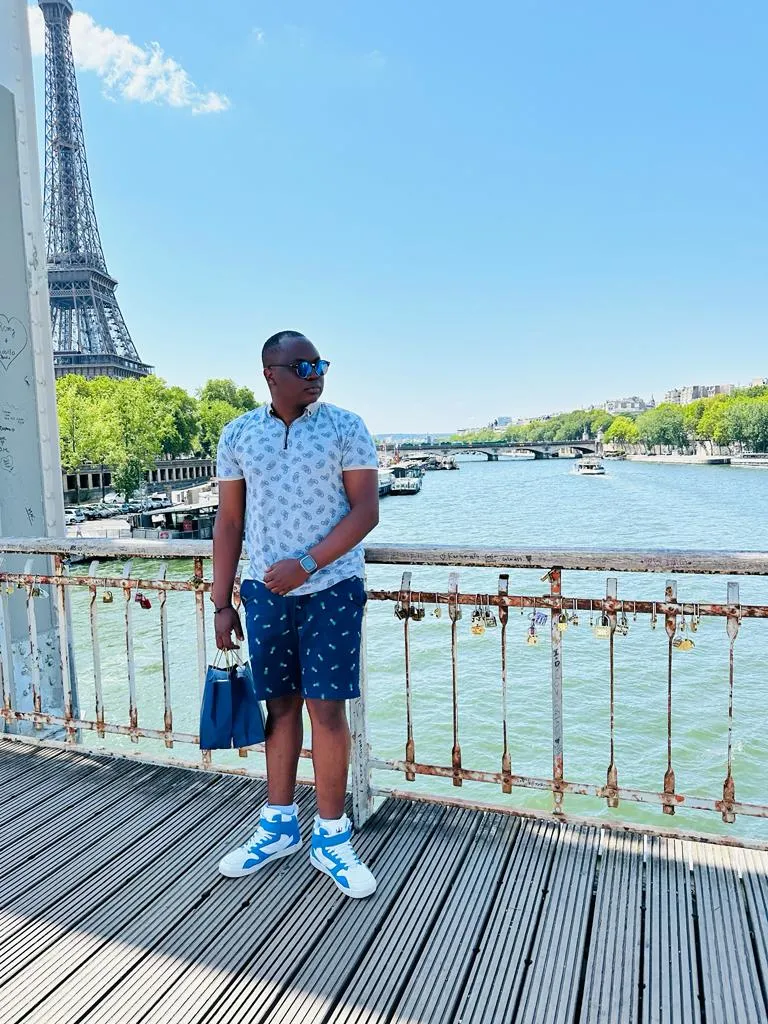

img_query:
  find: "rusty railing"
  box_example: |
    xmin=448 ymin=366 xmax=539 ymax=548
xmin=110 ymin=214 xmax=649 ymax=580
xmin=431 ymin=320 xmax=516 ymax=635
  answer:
xmin=0 ymin=538 xmax=767 ymax=847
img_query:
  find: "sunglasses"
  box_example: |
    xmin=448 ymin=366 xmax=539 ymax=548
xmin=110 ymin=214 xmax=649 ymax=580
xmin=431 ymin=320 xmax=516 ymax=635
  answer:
xmin=267 ymin=359 xmax=330 ymax=379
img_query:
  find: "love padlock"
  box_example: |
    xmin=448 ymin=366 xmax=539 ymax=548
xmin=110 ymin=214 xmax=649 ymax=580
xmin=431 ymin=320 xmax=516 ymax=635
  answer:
xmin=673 ymin=636 xmax=695 ymax=651
xmin=593 ymin=614 xmax=611 ymax=639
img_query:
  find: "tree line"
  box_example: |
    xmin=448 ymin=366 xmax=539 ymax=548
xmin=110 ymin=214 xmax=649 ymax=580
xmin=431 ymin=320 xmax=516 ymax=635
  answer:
xmin=57 ymin=375 xmax=260 ymax=500
xmin=454 ymin=384 xmax=768 ymax=454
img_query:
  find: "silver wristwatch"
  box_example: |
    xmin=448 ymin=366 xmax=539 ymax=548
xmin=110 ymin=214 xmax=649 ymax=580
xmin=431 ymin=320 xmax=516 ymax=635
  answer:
xmin=298 ymin=553 xmax=318 ymax=576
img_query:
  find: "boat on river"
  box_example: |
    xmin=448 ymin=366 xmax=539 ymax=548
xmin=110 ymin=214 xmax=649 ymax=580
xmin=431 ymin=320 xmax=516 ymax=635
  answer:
xmin=389 ymin=466 xmax=423 ymax=495
xmin=128 ymin=501 xmax=217 ymax=540
xmin=574 ymin=458 xmax=606 ymax=476
xmin=731 ymin=453 xmax=768 ymax=467
xmin=378 ymin=469 xmax=394 ymax=496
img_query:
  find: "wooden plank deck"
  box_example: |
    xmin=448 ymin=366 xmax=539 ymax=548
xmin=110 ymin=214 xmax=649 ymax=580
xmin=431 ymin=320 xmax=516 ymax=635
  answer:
xmin=1 ymin=740 xmax=767 ymax=1024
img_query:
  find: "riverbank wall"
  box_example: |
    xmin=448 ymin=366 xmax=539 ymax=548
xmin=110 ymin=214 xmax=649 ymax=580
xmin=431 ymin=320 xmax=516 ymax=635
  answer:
xmin=624 ymin=454 xmax=731 ymax=465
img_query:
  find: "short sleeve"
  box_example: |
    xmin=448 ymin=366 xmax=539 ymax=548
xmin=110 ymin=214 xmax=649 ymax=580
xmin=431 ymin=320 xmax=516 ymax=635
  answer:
xmin=216 ymin=422 xmax=244 ymax=480
xmin=341 ymin=414 xmax=379 ymax=471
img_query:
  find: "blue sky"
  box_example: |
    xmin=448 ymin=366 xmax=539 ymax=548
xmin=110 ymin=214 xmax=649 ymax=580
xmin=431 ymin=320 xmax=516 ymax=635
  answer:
xmin=28 ymin=1 xmax=768 ymax=432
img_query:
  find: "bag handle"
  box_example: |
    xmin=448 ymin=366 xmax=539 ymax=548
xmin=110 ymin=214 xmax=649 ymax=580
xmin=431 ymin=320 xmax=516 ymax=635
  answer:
xmin=212 ymin=647 xmax=245 ymax=670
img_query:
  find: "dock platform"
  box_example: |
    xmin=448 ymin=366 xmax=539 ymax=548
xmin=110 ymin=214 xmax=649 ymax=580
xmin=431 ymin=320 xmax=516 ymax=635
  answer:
xmin=2 ymin=740 xmax=767 ymax=1024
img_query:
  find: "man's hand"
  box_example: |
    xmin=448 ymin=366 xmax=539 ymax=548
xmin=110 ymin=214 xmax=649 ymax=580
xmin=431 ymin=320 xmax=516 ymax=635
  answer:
xmin=264 ymin=559 xmax=308 ymax=596
xmin=214 ymin=606 xmax=244 ymax=651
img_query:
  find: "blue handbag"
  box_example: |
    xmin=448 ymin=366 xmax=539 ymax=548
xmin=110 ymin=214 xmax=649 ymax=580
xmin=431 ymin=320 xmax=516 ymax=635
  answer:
xmin=231 ymin=658 xmax=266 ymax=748
xmin=199 ymin=651 xmax=265 ymax=751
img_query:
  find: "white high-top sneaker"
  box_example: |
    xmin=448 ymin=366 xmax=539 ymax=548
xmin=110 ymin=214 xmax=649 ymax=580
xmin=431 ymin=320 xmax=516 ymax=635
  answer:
xmin=218 ymin=806 xmax=302 ymax=878
xmin=309 ymin=813 xmax=377 ymax=898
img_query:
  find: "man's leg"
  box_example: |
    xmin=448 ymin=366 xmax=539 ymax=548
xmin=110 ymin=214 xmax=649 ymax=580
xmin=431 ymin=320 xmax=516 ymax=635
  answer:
xmin=217 ymin=584 xmax=304 ymax=878
xmin=305 ymin=696 xmax=376 ymax=898
xmin=217 ymin=690 xmax=304 ymax=878
xmin=305 ymin=698 xmax=350 ymax=819
xmin=265 ymin=693 xmax=305 ymax=806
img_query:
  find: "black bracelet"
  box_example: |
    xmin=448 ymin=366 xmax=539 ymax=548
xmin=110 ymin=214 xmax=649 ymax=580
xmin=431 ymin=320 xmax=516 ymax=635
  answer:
xmin=213 ymin=604 xmax=233 ymax=615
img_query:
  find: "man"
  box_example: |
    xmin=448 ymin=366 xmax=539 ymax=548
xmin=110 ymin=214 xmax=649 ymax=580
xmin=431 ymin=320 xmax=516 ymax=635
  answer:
xmin=212 ymin=330 xmax=380 ymax=899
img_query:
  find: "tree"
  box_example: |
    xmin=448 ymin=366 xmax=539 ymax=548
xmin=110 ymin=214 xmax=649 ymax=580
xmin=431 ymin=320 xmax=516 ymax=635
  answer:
xmin=56 ymin=375 xmax=95 ymax=504
xmin=746 ymin=401 xmax=768 ymax=452
xmin=162 ymin=386 xmax=200 ymax=456
xmin=682 ymin=398 xmax=707 ymax=439
xmin=604 ymin=415 xmax=639 ymax=446
xmin=698 ymin=397 xmax=732 ymax=451
xmin=198 ymin=400 xmax=240 ymax=457
xmin=587 ymin=410 xmax=614 ymax=437
xmin=139 ymin=379 xmax=200 ymax=457
xmin=636 ymin=405 xmax=687 ymax=452
xmin=95 ymin=379 xmax=165 ymax=499
xmin=725 ymin=398 xmax=768 ymax=452
xmin=198 ymin=378 xmax=257 ymax=413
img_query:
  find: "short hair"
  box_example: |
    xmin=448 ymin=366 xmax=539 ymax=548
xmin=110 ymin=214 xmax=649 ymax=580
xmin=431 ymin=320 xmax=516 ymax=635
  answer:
xmin=262 ymin=331 xmax=306 ymax=364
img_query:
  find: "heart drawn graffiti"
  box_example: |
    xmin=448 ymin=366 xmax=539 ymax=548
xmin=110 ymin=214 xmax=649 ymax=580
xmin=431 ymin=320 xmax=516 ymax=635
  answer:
xmin=0 ymin=314 xmax=29 ymax=372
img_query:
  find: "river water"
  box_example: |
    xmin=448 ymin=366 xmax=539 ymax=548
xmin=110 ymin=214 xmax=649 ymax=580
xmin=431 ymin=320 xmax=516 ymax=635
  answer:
xmin=67 ymin=457 xmax=768 ymax=840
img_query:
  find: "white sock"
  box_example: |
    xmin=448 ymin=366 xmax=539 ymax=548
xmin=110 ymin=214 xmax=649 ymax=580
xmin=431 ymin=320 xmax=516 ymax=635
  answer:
xmin=314 ymin=814 xmax=347 ymax=834
xmin=266 ymin=802 xmax=297 ymax=817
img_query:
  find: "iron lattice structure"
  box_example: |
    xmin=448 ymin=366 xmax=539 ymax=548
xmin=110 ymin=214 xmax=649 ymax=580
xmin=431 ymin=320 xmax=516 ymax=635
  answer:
xmin=39 ymin=0 xmax=152 ymax=379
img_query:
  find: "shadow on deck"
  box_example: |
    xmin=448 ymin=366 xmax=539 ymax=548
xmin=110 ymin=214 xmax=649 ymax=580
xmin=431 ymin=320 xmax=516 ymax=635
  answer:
xmin=1 ymin=740 xmax=767 ymax=1024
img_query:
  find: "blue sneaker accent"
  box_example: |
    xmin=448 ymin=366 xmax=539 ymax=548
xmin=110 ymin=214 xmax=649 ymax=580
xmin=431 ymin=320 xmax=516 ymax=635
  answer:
xmin=310 ymin=814 xmax=377 ymax=898
xmin=219 ymin=806 xmax=302 ymax=877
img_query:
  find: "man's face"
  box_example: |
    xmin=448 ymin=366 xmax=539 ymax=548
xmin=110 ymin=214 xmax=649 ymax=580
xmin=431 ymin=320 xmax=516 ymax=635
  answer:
xmin=263 ymin=336 xmax=325 ymax=408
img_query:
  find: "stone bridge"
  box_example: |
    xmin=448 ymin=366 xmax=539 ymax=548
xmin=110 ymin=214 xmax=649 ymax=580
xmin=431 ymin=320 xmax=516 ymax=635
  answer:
xmin=391 ymin=439 xmax=600 ymax=461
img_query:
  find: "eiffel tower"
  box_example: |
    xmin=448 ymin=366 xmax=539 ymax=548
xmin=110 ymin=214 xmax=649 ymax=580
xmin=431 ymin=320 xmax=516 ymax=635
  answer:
xmin=39 ymin=0 xmax=152 ymax=379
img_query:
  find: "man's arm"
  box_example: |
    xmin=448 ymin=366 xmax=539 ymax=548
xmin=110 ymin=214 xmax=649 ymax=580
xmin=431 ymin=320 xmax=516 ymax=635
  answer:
xmin=310 ymin=468 xmax=379 ymax=568
xmin=263 ymin=469 xmax=379 ymax=595
xmin=212 ymin=479 xmax=246 ymax=649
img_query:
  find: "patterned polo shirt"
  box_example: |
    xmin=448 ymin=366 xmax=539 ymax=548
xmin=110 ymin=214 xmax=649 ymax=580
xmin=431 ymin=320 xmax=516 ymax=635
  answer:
xmin=216 ymin=402 xmax=379 ymax=595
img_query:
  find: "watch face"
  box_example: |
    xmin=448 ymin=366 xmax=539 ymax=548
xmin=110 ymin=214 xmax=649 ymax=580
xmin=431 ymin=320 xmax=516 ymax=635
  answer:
xmin=301 ymin=555 xmax=317 ymax=573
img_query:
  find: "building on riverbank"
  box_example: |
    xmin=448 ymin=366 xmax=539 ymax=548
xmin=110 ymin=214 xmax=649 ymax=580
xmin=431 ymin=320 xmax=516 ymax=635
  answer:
xmin=603 ymin=395 xmax=654 ymax=414
xmin=63 ymin=457 xmax=215 ymax=503
xmin=664 ymin=383 xmax=735 ymax=404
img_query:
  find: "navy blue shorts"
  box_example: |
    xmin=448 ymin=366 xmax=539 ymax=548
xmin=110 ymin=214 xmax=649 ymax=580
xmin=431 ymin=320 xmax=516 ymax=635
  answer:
xmin=241 ymin=577 xmax=367 ymax=702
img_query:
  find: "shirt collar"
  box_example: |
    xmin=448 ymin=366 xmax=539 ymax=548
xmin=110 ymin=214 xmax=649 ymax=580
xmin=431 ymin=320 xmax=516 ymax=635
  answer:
xmin=267 ymin=401 xmax=320 ymax=420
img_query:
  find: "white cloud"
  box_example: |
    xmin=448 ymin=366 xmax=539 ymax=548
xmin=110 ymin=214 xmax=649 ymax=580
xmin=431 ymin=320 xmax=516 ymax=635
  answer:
xmin=364 ymin=50 xmax=386 ymax=70
xmin=27 ymin=5 xmax=230 ymax=115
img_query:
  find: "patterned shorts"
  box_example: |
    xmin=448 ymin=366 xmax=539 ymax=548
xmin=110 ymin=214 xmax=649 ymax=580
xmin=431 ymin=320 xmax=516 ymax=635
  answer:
xmin=240 ymin=577 xmax=367 ymax=702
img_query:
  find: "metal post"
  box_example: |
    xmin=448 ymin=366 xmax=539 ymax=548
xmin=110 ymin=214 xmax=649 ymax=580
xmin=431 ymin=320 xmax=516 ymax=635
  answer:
xmin=722 ymin=581 xmax=740 ymax=823
xmin=448 ymin=571 xmax=462 ymax=787
xmin=605 ymin=577 xmax=619 ymax=808
xmin=549 ymin=569 xmax=565 ymax=814
xmin=0 ymin=0 xmax=72 ymax=728
xmin=663 ymin=579 xmax=677 ymax=815
xmin=498 ymin=573 xmax=512 ymax=794
xmin=350 ymin=574 xmax=373 ymax=828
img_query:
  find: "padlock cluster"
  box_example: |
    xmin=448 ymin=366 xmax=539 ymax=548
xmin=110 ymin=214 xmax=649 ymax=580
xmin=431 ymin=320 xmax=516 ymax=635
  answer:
xmin=98 ymin=588 xmax=152 ymax=609
xmin=5 ymin=582 xmax=48 ymax=599
xmin=470 ymin=597 xmax=498 ymax=635
xmin=388 ymin=572 xmax=707 ymax=652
